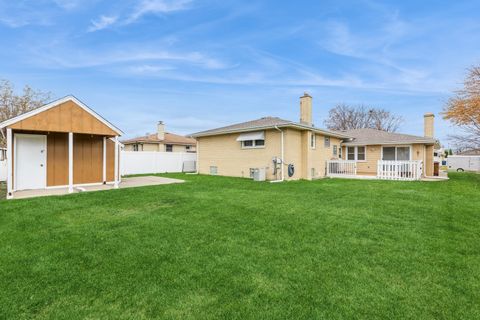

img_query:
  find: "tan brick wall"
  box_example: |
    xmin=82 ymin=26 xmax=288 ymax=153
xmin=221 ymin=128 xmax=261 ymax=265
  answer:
xmin=311 ymin=135 xmax=341 ymax=178
xmin=424 ymin=114 xmax=434 ymax=138
xmin=283 ymin=129 xmax=303 ymax=180
xmin=197 ymin=128 xmax=344 ymax=181
xmin=425 ymin=145 xmax=434 ymax=176
xmin=197 ymin=129 xmax=283 ymax=180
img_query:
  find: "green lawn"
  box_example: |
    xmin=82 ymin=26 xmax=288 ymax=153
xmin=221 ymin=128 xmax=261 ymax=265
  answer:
xmin=1 ymin=173 xmax=479 ymax=319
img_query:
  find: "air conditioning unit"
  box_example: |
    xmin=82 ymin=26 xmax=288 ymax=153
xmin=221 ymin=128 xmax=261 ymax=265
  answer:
xmin=252 ymin=168 xmax=266 ymax=181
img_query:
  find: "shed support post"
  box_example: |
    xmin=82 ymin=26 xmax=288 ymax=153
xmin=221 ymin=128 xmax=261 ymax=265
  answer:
xmin=114 ymin=136 xmax=119 ymax=188
xmin=6 ymin=128 xmax=13 ymax=199
xmin=102 ymin=137 xmax=106 ymax=184
xmin=68 ymin=132 xmax=73 ymax=193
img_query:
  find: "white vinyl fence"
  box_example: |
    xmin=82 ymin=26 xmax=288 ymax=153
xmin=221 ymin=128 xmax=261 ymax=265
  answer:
xmin=326 ymin=160 xmax=357 ymax=177
xmin=377 ymin=160 xmax=423 ymax=181
xmin=121 ymin=151 xmax=197 ymax=176
xmin=0 ymin=159 xmax=6 ymax=181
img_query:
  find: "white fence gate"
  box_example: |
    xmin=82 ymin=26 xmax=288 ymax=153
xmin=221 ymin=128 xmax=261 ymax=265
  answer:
xmin=121 ymin=151 xmax=197 ymax=176
xmin=377 ymin=160 xmax=423 ymax=181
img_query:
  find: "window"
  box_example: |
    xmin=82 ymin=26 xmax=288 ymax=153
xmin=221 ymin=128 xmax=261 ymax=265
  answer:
xmin=339 ymin=146 xmax=342 ymax=159
xmin=397 ymin=147 xmax=410 ymax=160
xmin=237 ymin=131 xmax=265 ymax=149
xmin=347 ymin=146 xmax=355 ymax=160
xmin=324 ymin=137 xmax=330 ymax=148
xmin=254 ymin=139 xmax=265 ymax=146
xmin=357 ymin=146 xmax=366 ymax=161
xmin=311 ymin=133 xmax=316 ymax=149
xmin=333 ymin=145 xmax=338 ymax=156
xmin=347 ymin=146 xmax=367 ymax=161
xmin=382 ymin=146 xmax=411 ymax=161
xmin=382 ymin=147 xmax=396 ymax=160
xmin=210 ymin=166 xmax=218 ymax=175
xmin=166 ymin=144 xmax=173 ymax=152
xmin=133 ymin=144 xmax=139 ymax=151
xmin=186 ymin=145 xmax=191 ymax=150
xmin=241 ymin=139 xmax=265 ymax=148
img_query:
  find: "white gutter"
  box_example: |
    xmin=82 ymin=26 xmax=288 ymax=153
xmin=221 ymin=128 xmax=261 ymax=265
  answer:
xmin=271 ymin=126 xmax=285 ymax=183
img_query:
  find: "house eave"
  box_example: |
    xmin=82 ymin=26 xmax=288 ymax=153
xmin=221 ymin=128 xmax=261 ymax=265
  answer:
xmin=192 ymin=124 xmax=352 ymax=139
xmin=342 ymin=140 xmax=436 ymax=146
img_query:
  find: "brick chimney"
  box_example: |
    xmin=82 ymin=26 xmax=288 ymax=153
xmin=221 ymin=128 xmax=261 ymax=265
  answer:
xmin=300 ymin=92 xmax=312 ymax=126
xmin=157 ymin=121 xmax=165 ymax=140
xmin=424 ymin=113 xmax=434 ymax=138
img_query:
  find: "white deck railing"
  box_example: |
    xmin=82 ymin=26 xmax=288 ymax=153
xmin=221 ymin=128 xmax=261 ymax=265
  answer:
xmin=326 ymin=160 xmax=357 ymax=177
xmin=377 ymin=160 xmax=423 ymax=181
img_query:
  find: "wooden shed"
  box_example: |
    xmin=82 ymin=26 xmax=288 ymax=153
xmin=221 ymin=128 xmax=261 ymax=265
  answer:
xmin=0 ymin=96 xmax=123 ymax=199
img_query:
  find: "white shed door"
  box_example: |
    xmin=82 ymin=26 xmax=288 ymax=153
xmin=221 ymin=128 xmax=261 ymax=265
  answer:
xmin=15 ymin=134 xmax=47 ymax=190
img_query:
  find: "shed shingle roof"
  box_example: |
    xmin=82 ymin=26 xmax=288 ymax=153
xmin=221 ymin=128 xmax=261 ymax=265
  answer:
xmin=340 ymin=128 xmax=436 ymax=146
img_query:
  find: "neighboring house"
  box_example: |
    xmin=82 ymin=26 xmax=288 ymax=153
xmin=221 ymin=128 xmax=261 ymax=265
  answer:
xmin=0 ymin=96 xmax=123 ymax=199
xmin=122 ymin=121 xmax=196 ymax=153
xmin=456 ymin=149 xmax=480 ymax=156
xmin=192 ymin=93 xmax=437 ymax=181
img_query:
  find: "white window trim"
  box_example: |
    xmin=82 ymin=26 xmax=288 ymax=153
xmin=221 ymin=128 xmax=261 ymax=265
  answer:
xmin=381 ymin=145 xmax=413 ymax=161
xmin=241 ymin=139 xmax=265 ymax=149
xmin=346 ymin=146 xmax=367 ymax=162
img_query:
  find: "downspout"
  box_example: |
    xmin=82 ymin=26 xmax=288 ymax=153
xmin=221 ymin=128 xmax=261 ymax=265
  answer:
xmin=271 ymin=126 xmax=284 ymax=183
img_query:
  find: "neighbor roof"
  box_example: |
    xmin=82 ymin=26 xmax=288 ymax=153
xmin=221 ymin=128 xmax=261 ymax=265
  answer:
xmin=340 ymin=128 xmax=436 ymax=146
xmin=191 ymin=117 xmax=352 ymax=139
xmin=122 ymin=132 xmax=196 ymax=146
xmin=456 ymin=149 xmax=480 ymax=156
xmin=0 ymin=95 xmax=123 ymax=135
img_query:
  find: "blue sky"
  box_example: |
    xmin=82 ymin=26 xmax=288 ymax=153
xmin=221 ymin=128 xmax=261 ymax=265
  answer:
xmin=1 ymin=0 xmax=479 ymax=145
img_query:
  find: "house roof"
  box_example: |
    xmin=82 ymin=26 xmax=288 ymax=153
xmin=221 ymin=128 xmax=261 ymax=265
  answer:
xmin=122 ymin=132 xmax=196 ymax=146
xmin=340 ymin=128 xmax=436 ymax=146
xmin=0 ymin=95 xmax=123 ymax=135
xmin=456 ymin=149 xmax=480 ymax=156
xmin=191 ymin=117 xmax=352 ymax=139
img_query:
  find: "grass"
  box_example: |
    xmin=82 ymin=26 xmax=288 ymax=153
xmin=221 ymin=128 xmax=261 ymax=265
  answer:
xmin=0 ymin=173 xmax=479 ymax=319
xmin=0 ymin=181 xmax=5 ymax=199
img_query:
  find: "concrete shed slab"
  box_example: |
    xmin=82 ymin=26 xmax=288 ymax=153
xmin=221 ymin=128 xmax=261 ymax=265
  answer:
xmin=11 ymin=176 xmax=184 ymax=200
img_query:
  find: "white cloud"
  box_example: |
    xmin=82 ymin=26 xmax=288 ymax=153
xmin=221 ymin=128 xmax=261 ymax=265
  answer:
xmin=29 ymin=42 xmax=228 ymax=71
xmin=88 ymin=15 xmax=118 ymax=32
xmin=52 ymin=0 xmax=81 ymax=10
xmin=128 ymin=64 xmax=176 ymax=73
xmin=127 ymin=0 xmax=192 ymax=23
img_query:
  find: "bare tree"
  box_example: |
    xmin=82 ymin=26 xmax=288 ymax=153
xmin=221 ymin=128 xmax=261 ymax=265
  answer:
xmin=443 ymin=66 xmax=480 ymax=151
xmin=324 ymin=104 xmax=403 ymax=132
xmin=0 ymin=80 xmax=52 ymax=146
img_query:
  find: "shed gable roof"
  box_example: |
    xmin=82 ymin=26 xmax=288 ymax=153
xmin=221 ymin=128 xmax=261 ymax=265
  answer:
xmin=0 ymin=95 xmax=123 ymax=136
